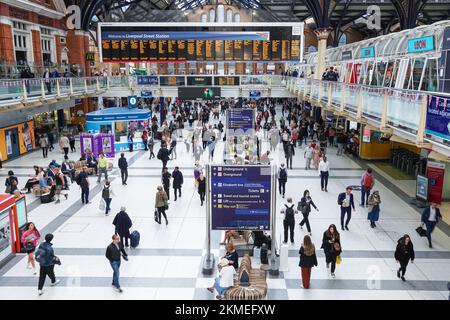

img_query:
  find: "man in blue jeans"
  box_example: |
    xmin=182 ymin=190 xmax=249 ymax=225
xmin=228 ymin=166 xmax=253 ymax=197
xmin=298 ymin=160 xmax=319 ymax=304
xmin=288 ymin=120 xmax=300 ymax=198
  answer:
xmin=105 ymin=234 xmax=128 ymax=293
xmin=421 ymin=202 xmax=442 ymax=248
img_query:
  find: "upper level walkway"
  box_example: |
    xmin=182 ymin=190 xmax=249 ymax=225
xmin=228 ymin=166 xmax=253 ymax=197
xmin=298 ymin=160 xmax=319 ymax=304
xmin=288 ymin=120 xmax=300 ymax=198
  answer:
xmin=0 ymin=74 xmax=449 ymax=158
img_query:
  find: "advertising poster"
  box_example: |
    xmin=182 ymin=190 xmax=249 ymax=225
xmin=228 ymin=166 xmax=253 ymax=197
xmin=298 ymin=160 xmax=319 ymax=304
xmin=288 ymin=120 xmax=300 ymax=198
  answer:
xmin=6 ymin=134 xmax=12 ymax=155
xmin=416 ymin=175 xmax=428 ymax=201
xmin=362 ymin=128 xmax=371 ymax=143
xmin=426 ymin=161 xmax=445 ymax=204
xmin=79 ymin=134 xmax=94 ymax=156
xmin=211 ymin=166 xmax=272 ymax=231
xmin=21 ymin=122 xmax=34 ymax=151
xmin=95 ymin=133 xmax=115 ymax=158
xmin=425 ymin=95 xmax=450 ymax=141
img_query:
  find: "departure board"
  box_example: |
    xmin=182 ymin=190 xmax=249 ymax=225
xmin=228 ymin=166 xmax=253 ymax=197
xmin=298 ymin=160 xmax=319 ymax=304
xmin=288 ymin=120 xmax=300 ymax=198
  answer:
xmin=196 ymin=40 xmax=205 ymax=60
xmin=130 ymin=40 xmax=140 ymax=60
xmin=167 ymin=40 xmax=177 ymax=60
xmin=159 ymin=40 xmax=167 ymax=60
xmin=99 ymin=24 xmax=303 ymax=62
xmin=243 ymin=40 xmax=252 ymax=61
xmin=214 ymin=76 xmax=240 ymax=86
xmin=234 ymin=40 xmax=244 ymax=60
xmin=253 ymin=41 xmax=262 ymax=61
xmin=177 ymin=40 xmax=187 ymax=60
xmin=205 ymin=40 xmax=214 ymax=61
xmin=271 ymin=40 xmax=281 ymax=61
xmin=224 ymin=40 xmax=234 ymax=60
xmin=281 ymin=40 xmax=290 ymax=60
xmin=262 ymin=41 xmax=271 ymax=60
xmin=187 ymin=40 xmax=196 ymax=60
xmin=215 ymin=40 xmax=224 ymax=61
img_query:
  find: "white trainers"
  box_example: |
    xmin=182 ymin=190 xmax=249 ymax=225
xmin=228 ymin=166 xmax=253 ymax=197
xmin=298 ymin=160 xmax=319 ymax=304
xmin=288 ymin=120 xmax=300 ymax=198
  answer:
xmin=33 ymin=268 xmax=37 ymax=275
xmin=331 ymin=273 xmax=335 ymax=278
xmin=51 ymin=279 xmax=61 ymax=286
xmin=38 ymin=289 xmax=43 ymax=296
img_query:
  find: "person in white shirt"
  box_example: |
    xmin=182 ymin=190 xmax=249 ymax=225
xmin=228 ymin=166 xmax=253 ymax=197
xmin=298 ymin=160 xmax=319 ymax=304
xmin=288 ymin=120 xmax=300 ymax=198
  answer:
xmin=59 ymin=135 xmax=70 ymax=158
xmin=421 ymin=202 xmax=442 ymax=248
xmin=207 ymin=258 xmax=235 ymax=300
xmin=318 ymin=155 xmax=330 ymax=192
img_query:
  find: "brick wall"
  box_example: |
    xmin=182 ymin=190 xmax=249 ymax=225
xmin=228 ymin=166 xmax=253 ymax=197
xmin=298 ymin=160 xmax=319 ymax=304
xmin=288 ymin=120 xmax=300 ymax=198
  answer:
xmin=31 ymin=29 xmax=42 ymax=65
xmin=0 ymin=23 xmax=14 ymax=63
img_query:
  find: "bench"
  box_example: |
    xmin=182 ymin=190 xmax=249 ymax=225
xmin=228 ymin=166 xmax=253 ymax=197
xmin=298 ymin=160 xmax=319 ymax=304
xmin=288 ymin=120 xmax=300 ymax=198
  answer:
xmin=224 ymin=254 xmax=268 ymax=300
xmin=230 ymin=231 xmax=254 ymax=257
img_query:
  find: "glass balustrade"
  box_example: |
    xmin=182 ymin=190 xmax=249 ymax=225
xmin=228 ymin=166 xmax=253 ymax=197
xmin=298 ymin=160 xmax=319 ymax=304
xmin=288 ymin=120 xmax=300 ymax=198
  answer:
xmin=387 ymin=90 xmax=422 ymax=133
xmin=72 ymin=77 xmax=85 ymax=93
xmin=58 ymin=78 xmax=71 ymax=95
xmin=362 ymin=87 xmax=384 ymax=121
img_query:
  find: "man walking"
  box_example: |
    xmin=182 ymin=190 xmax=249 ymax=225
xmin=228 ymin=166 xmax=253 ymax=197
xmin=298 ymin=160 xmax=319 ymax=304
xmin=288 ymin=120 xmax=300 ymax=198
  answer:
xmin=78 ymin=166 xmax=90 ymax=204
xmin=118 ymin=153 xmax=128 ymax=185
xmin=360 ymin=168 xmax=375 ymax=207
xmin=281 ymin=197 xmax=297 ymax=245
xmin=97 ymin=153 xmax=108 ymax=183
xmin=172 ymin=166 xmax=183 ymax=201
xmin=105 ymin=234 xmax=128 ymax=293
xmin=157 ymin=144 xmax=170 ymax=170
xmin=35 ymin=233 xmax=61 ymax=295
xmin=421 ymin=202 xmax=442 ymax=248
xmin=338 ymin=187 xmax=355 ymax=231
xmin=59 ymin=135 xmax=70 ymax=158
xmin=162 ymin=167 xmax=172 ymax=201
xmin=277 ymin=164 xmax=288 ymax=198
xmin=285 ymin=141 xmax=295 ymax=170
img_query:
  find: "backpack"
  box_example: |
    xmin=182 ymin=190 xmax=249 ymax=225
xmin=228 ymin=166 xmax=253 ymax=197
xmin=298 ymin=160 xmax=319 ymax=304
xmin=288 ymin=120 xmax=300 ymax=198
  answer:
xmin=279 ymin=168 xmax=287 ymax=181
xmin=157 ymin=149 xmax=163 ymax=160
xmin=102 ymin=187 xmax=110 ymax=199
xmin=363 ymin=174 xmax=374 ymax=190
xmin=75 ymin=174 xmax=82 ymax=185
xmin=284 ymin=204 xmax=295 ymax=220
xmin=35 ymin=246 xmax=47 ymax=265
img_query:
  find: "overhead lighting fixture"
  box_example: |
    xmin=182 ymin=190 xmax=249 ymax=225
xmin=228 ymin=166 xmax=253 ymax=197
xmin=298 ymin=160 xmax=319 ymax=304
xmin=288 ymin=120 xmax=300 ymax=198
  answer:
xmin=252 ymin=11 xmax=256 ymax=15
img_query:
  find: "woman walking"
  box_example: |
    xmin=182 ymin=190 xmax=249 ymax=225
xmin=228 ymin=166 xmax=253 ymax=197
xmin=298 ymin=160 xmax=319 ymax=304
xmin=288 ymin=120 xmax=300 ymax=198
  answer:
xmin=155 ymin=186 xmax=169 ymax=225
xmin=102 ymin=180 xmax=115 ymax=216
xmin=321 ymin=224 xmax=342 ymax=278
xmin=312 ymin=144 xmax=321 ymax=170
xmin=298 ymin=190 xmax=319 ymax=236
xmin=198 ymin=173 xmax=206 ymax=206
xmin=299 ymin=235 xmax=318 ymax=289
xmin=394 ymin=234 xmax=415 ymax=281
xmin=21 ymin=222 xmax=41 ymax=275
xmin=40 ymin=134 xmax=49 ymax=158
xmin=367 ymin=190 xmax=381 ymax=228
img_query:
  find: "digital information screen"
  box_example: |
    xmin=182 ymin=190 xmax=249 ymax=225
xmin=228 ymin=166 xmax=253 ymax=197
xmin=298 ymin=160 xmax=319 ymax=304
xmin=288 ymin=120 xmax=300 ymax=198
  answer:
xmin=211 ymin=165 xmax=272 ymax=231
xmin=227 ymin=108 xmax=254 ymax=136
xmin=99 ymin=23 xmax=303 ymax=62
xmin=178 ymin=87 xmax=221 ymax=99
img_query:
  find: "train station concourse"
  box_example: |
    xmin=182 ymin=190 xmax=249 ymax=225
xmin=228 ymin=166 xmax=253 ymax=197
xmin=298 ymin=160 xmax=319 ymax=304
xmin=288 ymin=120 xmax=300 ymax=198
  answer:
xmin=0 ymin=0 xmax=449 ymax=308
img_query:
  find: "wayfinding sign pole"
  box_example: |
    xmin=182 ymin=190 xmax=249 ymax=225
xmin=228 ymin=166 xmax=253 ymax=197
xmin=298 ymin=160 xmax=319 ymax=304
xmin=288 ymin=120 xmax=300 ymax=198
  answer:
xmin=269 ymin=165 xmax=279 ymax=275
xmin=202 ymin=164 xmax=214 ymax=275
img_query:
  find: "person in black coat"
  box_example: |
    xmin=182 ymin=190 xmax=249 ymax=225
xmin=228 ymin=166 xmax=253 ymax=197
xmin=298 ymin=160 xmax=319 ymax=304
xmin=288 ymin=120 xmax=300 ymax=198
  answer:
xmin=394 ymin=234 xmax=415 ymax=281
xmin=118 ymin=153 xmax=128 ymax=185
xmin=112 ymin=207 xmax=133 ymax=248
xmin=224 ymin=243 xmax=239 ymax=269
xmin=299 ymin=235 xmax=318 ymax=289
xmin=298 ymin=190 xmax=319 ymax=235
xmin=105 ymin=234 xmax=128 ymax=293
xmin=421 ymin=202 xmax=442 ymax=248
xmin=158 ymin=145 xmax=170 ymax=170
xmin=198 ymin=174 xmax=206 ymax=206
xmin=321 ymin=224 xmax=341 ymax=278
xmin=172 ymin=166 xmax=183 ymax=201
xmin=337 ymin=186 xmax=355 ymax=231
xmin=161 ymin=167 xmax=172 ymax=201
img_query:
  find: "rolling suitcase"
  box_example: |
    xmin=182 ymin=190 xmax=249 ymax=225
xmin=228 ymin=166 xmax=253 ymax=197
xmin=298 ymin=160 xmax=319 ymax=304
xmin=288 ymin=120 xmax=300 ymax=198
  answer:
xmin=130 ymin=230 xmax=140 ymax=248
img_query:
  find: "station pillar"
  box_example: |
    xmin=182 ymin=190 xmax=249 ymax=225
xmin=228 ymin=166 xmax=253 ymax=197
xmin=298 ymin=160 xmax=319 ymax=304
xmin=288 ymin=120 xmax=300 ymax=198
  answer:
xmin=314 ymin=28 xmax=332 ymax=80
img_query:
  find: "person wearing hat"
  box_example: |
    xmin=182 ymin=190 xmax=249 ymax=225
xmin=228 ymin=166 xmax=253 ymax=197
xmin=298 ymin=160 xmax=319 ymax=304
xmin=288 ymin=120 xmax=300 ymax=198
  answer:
xmin=207 ymin=258 xmax=235 ymax=300
xmin=112 ymin=207 xmax=133 ymax=247
xmin=36 ymin=234 xmax=60 ymax=296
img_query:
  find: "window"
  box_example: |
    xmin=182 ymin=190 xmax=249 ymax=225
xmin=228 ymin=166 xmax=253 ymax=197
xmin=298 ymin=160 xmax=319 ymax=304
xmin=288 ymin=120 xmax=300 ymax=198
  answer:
xmin=13 ymin=21 xmax=26 ymax=30
xmin=201 ymin=13 xmax=207 ymax=23
xmin=227 ymin=9 xmax=233 ymax=22
xmin=411 ymin=58 xmax=425 ymax=90
xmin=234 ymin=13 xmax=240 ymax=23
xmin=390 ymin=60 xmax=400 ymax=88
xmin=420 ymin=58 xmax=438 ymax=92
xmin=338 ymin=34 xmax=347 ymax=47
xmin=41 ymin=27 xmax=52 ymax=35
xmin=60 ymin=37 xmax=66 ymax=44
xmin=14 ymin=34 xmax=27 ymax=50
xmin=403 ymin=59 xmax=413 ymax=89
xmin=41 ymin=39 xmax=52 ymax=52
xmin=217 ymin=5 xmax=225 ymax=22
xmin=209 ymin=9 xmax=215 ymax=22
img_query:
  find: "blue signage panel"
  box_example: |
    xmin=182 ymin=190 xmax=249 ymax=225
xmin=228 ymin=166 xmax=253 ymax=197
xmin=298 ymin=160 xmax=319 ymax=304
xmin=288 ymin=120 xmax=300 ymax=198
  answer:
xmin=408 ymin=35 xmax=434 ymax=53
xmin=140 ymin=91 xmax=152 ymax=98
xmin=425 ymin=95 xmax=450 ymax=140
xmin=360 ymin=46 xmax=375 ymax=58
xmin=128 ymin=95 xmax=138 ymax=108
xmin=249 ymin=91 xmax=261 ymax=98
xmin=137 ymin=76 xmax=158 ymax=85
xmin=102 ymin=31 xmax=270 ymax=41
xmin=211 ymin=166 xmax=272 ymax=231
xmin=416 ymin=175 xmax=428 ymax=201
xmin=227 ymin=108 xmax=254 ymax=136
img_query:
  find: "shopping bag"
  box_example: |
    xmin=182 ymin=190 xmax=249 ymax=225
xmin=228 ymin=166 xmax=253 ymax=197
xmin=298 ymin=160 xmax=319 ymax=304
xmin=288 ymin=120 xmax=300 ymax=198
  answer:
xmin=99 ymin=199 xmax=106 ymax=211
xmin=154 ymin=210 xmax=158 ymax=223
xmin=336 ymin=255 xmax=342 ymax=265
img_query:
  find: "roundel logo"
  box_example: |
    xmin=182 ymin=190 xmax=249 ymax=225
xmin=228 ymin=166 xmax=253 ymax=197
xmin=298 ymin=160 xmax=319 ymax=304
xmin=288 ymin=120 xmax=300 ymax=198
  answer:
xmin=128 ymin=96 xmax=138 ymax=107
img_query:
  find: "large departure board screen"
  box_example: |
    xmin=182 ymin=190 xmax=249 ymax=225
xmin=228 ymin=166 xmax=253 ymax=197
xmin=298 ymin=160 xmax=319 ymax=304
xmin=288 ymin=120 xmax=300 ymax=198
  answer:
xmin=99 ymin=23 xmax=303 ymax=62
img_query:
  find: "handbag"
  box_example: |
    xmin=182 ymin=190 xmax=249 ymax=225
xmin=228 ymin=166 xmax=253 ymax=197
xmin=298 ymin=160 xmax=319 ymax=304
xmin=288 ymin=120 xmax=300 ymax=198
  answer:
xmin=154 ymin=210 xmax=158 ymax=222
xmin=416 ymin=224 xmax=427 ymax=237
xmin=99 ymin=199 xmax=106 ymax=211
xmin=333 ymin=242 xmax=341 ymax=252
xmin=336 ymin=255 xmax=342 ymax=264
xmin=24 ymin=242 xmax=35 ymax=251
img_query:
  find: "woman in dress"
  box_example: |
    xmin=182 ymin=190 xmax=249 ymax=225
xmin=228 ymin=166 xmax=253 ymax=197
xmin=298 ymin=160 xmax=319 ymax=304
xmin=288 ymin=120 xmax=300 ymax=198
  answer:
xmin=21 ymin=222 xmax=41 ymax=274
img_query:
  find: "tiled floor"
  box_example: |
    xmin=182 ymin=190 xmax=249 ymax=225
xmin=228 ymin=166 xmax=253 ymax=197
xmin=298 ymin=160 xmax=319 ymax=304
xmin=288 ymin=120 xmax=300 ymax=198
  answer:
xmin=0 ymin=108 xmax=449 ymax=300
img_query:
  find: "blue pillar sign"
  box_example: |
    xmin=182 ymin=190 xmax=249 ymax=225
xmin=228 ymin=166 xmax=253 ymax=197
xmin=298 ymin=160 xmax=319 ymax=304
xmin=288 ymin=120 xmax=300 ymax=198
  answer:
xmin=211 ymin=165 xmax=272 ymax=231
xmin=226 ymin=108 xmax=254 ymax=136
xmin=128 ymin=95 xmax=138 ymax=108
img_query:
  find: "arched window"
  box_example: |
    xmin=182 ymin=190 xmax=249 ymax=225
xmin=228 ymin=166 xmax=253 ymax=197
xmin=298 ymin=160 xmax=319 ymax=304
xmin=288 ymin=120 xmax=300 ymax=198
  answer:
xmin=307 ymin=45 xmax=317 ymax=53
xmin=201 ymin=13 xmax=207 ymax=22
xmin=338 ymin=33 xmax=347 ymax=47
xmin=226 ymin=9 xmax=233 ymax=22
xmin=209 ymin=9 xmax=215 ymax=22
xmin=234 ymin=13 xmax=240 ymax=23
xmin=217 ymin=5 xmax=225 ymax=22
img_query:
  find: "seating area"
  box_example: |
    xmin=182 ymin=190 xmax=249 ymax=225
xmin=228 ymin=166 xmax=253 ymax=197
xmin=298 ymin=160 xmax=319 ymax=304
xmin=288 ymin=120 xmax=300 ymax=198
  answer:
xmin=224 ymin=254 xmax=268 ymax=300
xmin=229 ymin=231 xmax=255 ymax=257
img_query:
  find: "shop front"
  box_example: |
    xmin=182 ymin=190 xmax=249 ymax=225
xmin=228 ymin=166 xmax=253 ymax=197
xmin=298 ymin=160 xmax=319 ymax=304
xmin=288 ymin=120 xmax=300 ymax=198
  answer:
xmin=0 ymin=120 xmax=35 ymax=161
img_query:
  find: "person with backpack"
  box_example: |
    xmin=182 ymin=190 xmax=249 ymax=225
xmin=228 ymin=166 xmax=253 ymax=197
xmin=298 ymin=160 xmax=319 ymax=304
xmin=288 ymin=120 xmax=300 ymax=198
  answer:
xmin=299 ymin=235 xmax=318 ymax=289
xmin=105 ymin=234 xmax=128 ymax=293
xmin=277 ymin=164 xmax=288 ymax=198
xmin=155 ymin=186 xmax=169 ymax=225
xmin=35 ymin=233 xmax=61 ymax=296
xmin=4 ymin=170 xmax=19 ymax=194
xmin=102 ymin=180 xmax=115 ymax=215
xmin=298 ymin=190 xmax=319 ymax=236
xmin=338 ymin=186 xmax=355 ymax=231
xmin=77 ymin=166 xmax=90 ymax=204
xmin=118 ymin=153 xmax=128 ymax=185
xmin=172 ymin=166 xmax=183 ymax=201
xmin=360 ymin=168 xmax=375 ymax=207
xmin=394 ymin=234 xmax=415 ymax=281
xmin=112 ymin=206 xmax=132 ymax=247
xmin=157 ymin=144 xmax=170 ymax=170
xmin=318 ymin=155 xmax=330 ymax=192
xmin=321 ymin=224 xmax=341 ymax=278
xmin=21 ymin=222 xmax=41 ymax=275
xmin=281 ymin=197 xmax=297 ymax=244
